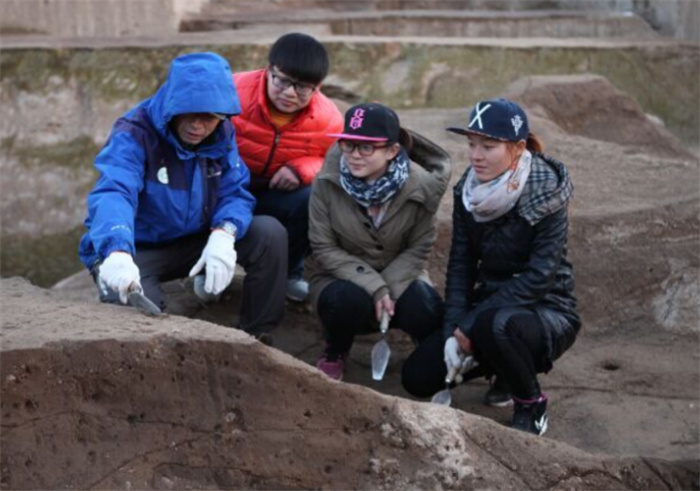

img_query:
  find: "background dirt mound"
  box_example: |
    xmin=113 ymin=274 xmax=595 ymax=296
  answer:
xmin=503 ymin=74 xmax=696 ymax=160
xmin=2 ymin=278 xmax=698 ymax=490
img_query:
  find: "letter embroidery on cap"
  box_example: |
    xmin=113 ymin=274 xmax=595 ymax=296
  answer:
xmin=157 ymin=167 xmax=169 ymax=184
xmin=349 ymin=108 xmax=365 ymax=130
xmin=469 ymin=103 xmax=492 ymax=130
xmin=511 ymin=115 xmax=523 ymax=136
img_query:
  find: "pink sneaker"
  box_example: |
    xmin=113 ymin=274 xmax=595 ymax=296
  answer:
xmin=316 ymin=351 xmax=345 ymax=381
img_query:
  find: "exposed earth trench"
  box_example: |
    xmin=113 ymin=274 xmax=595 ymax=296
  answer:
xmin=1 ymin=20 xmax=699 ymax=491
xmin=1 ymin=278 xmax=698 ymax=490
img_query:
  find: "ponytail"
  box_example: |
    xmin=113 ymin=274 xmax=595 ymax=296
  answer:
xmin=397 ymin=127 xmax=414 ymax=152
xmin=526 ymin=131 xmax=545 ymax=154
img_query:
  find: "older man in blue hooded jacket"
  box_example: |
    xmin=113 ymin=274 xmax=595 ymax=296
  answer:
xmin=79 ymin=52 xmax=287 ymax=334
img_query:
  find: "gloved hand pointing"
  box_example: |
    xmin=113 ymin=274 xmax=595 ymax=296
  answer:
xmin=189 ymin=229 xmax=236 ymax=295
xmin=98 ymin=251 xmax=141 ymax=304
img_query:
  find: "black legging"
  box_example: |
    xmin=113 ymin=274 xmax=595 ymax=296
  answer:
xmin=402 ymin=307 xmax=549 ymax=400
xmin=317 ymin=279 xmax=444 ymax=356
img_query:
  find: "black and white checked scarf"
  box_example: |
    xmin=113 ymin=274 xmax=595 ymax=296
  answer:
xmin=339 ymin=148 xmax=410 ymax=208
xmin=517 ymin=154 xmax=574 ymax=225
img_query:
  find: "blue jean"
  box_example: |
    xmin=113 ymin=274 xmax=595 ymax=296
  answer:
xmin=252 ymin=186 xmax=311 ymax=279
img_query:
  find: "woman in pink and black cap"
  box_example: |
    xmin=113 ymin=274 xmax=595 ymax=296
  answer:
xmin=307 ymin=102 xmax=452 ymax=382
xmin=405 ymin=98 xmax=580 ymax=436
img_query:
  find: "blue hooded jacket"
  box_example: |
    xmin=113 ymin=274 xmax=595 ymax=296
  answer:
xmin=79 ymin=52 xmax=255 ymax=269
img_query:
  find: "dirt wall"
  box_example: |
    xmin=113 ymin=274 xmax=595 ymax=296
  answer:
xmin=0 ymin=0 xmax=210 ymax=38
xmin=1 ymin=277 xmax=697 ymax=490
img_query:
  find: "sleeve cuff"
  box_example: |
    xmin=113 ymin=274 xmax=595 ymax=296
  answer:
xmin=372 ymin=286 xmax=390 ymax=303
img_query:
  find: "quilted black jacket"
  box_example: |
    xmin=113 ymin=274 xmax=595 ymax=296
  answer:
xmin=443 ymin=153 xmax=581 ymax=362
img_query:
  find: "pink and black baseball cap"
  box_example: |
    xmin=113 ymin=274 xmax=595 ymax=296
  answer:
xmin=328 ymin=102 xmax=400 ymax=143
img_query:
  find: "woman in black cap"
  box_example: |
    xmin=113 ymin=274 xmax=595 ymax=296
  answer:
xmin=402 ymin=99 xmax=580 ymax=436
xmin=308 ymin=102 xmax=451 ymax=381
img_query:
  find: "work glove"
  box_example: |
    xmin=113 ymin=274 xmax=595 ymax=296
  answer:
xmin=444 ymin=337 xmax=479 ymax=384
xmin=189 ymin=229 xmax=236 ymax=295
xmin=98 ymin=251 xmax=141 ymax=304
xmin=444 ymin=336 xmax=464 ymax=382
xmin=455 ymin=355 xmax=478 ymax=385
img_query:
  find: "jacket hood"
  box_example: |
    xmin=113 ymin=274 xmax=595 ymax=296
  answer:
xmin=319 ymin=129 xmax=451 ymax=214
xmin=147 ymin=52 xmax=241 ymax=134
xmin=517 ymin=153 xmax=573 ymax=225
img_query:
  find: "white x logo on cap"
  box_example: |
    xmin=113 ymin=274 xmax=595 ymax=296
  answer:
xmin=469 ymin=103 xmax=492 ymax=130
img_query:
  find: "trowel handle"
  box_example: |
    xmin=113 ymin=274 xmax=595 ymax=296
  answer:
xmin=128 ymin=282 xmax=144 ymax=295
xmin=445 ymin=366 xmax=458 ymax=385
xmin=380 ymin=309 xmax=390 ymax=334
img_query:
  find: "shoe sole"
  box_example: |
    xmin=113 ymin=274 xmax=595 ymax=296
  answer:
xmin=286 ymin=295 xmax=307 ymax=303
xmin=485 ymin=398 xmax=514 ymax=407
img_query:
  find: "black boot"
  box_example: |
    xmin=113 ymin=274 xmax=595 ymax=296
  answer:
xmin=510 ymin=394 xmax=548 ymax=436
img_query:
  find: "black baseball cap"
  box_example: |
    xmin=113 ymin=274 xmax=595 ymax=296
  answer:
xmin=328 ymin=102 xmax=400 ymax=143
xmin=447 ymin=99 xmax=529 ymax=142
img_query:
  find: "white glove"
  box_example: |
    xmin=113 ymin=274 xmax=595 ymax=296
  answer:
xmin=444 ymin=336 xmax=465 ymax=382
xmin=189 ymin=229 xmax=236 ymax=295
xmin=444 ymin=337 xmax=479 ymax=384
xmin=98 ymin=252 xmax=141 ymax=304
xmin=455 ymin=356 xmax=478 ymax=385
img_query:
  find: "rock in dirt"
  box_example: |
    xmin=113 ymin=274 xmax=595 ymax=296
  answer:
xmin=1 ymin=277 xmax=698 ymax=490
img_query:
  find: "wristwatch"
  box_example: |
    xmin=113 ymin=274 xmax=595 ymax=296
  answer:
xmin=215 ymin=221 xmax=237 ymax=238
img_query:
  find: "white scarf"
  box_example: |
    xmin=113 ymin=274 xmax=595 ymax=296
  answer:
xmin=462 ymin=150 xmax=532 ymax=222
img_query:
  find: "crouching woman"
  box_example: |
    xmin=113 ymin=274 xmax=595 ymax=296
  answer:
xmin=403 ymin=99 xmax=580 ymax=436
xmin=308 ymin=102 xmax=451 ymax=381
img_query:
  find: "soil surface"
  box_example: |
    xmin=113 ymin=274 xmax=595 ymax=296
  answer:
xmin=2 ymin=277 xmax=699 ymax=490
xmin=2 ymin=73 xmax=698 ymax=488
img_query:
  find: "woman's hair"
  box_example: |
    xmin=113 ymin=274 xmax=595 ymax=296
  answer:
xmin=525 ymin=132 xmax=545 ymax=153
xmin=397 ymin=127 xmax=414 ymax=152
xmin=505 ymin=131 xmax=545 ymax=159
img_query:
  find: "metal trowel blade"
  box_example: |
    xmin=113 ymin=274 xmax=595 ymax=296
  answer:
xmin=371 ymin=339 xmax=391 ymax=381
xmin=431 ymin=389 xmax=452 ymax=406
xmin=127 ymin=290 xmax=163 ymax=316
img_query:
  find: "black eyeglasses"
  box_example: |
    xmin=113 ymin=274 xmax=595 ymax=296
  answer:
xmin=269 ymin=69 xmax=316 ymax=98
xmin=338 ymin=140 xmax=391 ymax=157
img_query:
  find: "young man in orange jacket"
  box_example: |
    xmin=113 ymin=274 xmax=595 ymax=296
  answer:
xmin=232 ymin=33 xmax=343 ymax=302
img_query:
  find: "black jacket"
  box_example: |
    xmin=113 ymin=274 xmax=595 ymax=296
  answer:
xmin=443 ymin=153 xmax=580 ymax=362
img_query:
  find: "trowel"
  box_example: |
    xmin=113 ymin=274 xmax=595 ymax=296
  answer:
xmin=432 ymin=356 xmax=478 ymax=406
xmin=431 ymin=366 xmax=458 ymax=406
xmin=370 ymin=310 xmax=391 ymax=381
xmin=127 ymin=284 xmax=163 ymax=317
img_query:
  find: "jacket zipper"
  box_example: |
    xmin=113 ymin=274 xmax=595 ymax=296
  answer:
xmin=261 ymin=131 xmax=281 ymax=177
xmin=200 ymin=157 xmax=209 ymax=227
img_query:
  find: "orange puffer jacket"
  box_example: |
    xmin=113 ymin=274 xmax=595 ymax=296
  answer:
xmin=232 ymin=69 xmax=343 ymax=186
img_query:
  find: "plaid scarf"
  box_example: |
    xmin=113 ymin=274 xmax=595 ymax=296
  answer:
xmin=339 ymin=148 xmax=410 ymax=207
xmin=517 ymin=154 xmax=574 ymax=225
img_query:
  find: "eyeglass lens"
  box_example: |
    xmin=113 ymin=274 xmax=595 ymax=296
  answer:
xmin=271 ymin=71 xmax=314 ymax=96
xmin=339 ymin=141 xmax=385 ymax=156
